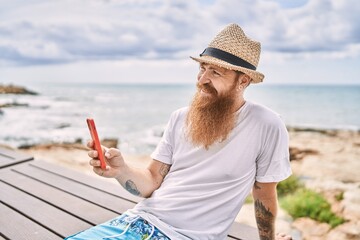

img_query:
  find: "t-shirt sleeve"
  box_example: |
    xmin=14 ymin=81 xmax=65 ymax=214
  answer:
xmin=150 ymin=111 xmax=176 ymax=165
xmin=255 ymin=117 xmax=292 ymax=183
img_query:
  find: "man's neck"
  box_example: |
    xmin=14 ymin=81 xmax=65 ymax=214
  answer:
xmin=233 ymin=98 xmax=246 ymax=113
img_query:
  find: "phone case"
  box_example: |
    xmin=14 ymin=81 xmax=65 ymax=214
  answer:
xmin=86 ymin=118 xmax=107 ymax=170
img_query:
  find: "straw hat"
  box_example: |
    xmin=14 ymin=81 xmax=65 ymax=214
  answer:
xmin=191 ymin=23 xmax=264 ymax=83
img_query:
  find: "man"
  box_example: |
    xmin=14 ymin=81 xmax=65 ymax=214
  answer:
xmin=66 ymin=24 xmax=292 ymax=240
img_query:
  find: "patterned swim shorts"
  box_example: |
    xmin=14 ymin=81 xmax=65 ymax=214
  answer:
xmin=65 ymin=213 xmax=170 ymax=240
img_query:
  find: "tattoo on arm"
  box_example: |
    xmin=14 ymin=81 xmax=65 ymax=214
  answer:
xmin=125 ymin=180 xmax=141 ymax=196
xmin=255 ymin=199 xmax=275 ymax=240
xmin=159 ymin=164 xmax=170 ymax=178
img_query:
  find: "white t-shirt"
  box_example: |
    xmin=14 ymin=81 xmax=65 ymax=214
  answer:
xmin=131 ymin=101 xmax=292 ymax=239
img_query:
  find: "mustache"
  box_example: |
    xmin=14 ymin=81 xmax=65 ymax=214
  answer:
xmin=196 ymin=83 xmax=217 ymax=95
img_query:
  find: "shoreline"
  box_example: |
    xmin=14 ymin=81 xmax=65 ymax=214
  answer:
xmin=1 ymin=127 xmax=358 ymax=164
xmin=1 ymin=125 xmax=359 ymax=152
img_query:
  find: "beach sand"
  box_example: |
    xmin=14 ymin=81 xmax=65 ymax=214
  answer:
xmin=12 ymin=128 xmax=360 ymax=239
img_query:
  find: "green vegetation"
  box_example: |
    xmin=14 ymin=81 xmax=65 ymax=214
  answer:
xmin=277 ymin=175 xmax=303 ymax=197
xmin=335 ymin=191 xmax=344 ymax=201
xmin=243 ymin=175 xmax=345 ymax=228
xmin=280 ymin=185 xmax=346 ymax=228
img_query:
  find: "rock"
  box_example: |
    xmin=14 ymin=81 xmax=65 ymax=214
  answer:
xmin=305 ymin=179 xmax=355 ymax=192
xmin=292 ymin=218 xmax=331 ymax=240
xmin=342 ymin=187 xmax=360 ymax=221
xmin=288 ymin=127 xmax=338 ymax=137
xmin=0 ymin=84 xmax=38 ymax=95
xmin=18 ymin=143 xmax=37 ymax=149
xmin=289 ymin=147 xmax=319 ymax=161
xmin=0 ymin=102 xmax=29 ymax=108
xmin=56 ymin=123 xmax=71 ymax=129
xmin=327 ymin=222 xmax=360 ymax=240
xmin=101 ymin=138 xmax=118 ymax=148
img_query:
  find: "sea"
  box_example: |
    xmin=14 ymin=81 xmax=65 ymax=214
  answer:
xmin=0 ymin=82 xmax=359 ymax=155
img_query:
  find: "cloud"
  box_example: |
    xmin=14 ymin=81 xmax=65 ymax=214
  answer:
xmin=273 ymin=0 xmax=360 ymax=53
xmin=210 ymin=0 xmax=360 ymax=59
xmin=0 ymin=0 xmax=359 ymax=67
xmin=0 ymin=0 xmax=209 ymax=64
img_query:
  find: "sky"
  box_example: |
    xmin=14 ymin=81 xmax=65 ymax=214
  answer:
xmin=0 ymin=0 xmax=360 ymax=85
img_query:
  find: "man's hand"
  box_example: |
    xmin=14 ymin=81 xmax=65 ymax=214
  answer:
xmin=87 ymin=140 xmax=126 ymax=178
xmin=87 ymin=140 xmax=170 ymax=197
xmin=276 ymin=233 xmax=292 ymax=240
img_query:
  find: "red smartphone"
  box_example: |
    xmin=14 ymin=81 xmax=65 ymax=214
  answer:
xmin=86 ymin=118 xmax=107 ymax=170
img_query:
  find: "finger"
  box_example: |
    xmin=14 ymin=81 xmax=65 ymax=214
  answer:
xmin=89 ymin=159 xmax=101 ymax=167
xmin=87 ymin=140 xmax=94 ymax=149
xmin=105 ymin=148 xmax=122 ymax=159
xmin=93 ymin=166 xmax=106 ymax=176
xmin=93 ymin=167 xmax=101 ymax=176
xmin=88 ymin=150 xmax=98 ymax=159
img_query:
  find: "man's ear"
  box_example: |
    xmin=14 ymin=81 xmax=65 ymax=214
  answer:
xmin=239 ymin=74 xmax=251 ymax=88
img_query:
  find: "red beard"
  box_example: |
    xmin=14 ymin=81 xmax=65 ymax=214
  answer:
xmin=186 ymin=82 xmax=239 ymax=149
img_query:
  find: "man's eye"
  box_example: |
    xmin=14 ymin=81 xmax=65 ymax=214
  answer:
xmin=213 ymin=71 xmax=221 ymax=76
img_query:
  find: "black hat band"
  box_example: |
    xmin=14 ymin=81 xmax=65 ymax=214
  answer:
xmin=200 ymin=47 xmax=256 ymax=71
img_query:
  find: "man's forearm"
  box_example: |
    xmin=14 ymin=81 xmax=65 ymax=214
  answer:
xmin=115 ymin=165 xmax=157 ymax=198
xmin=115 ymin=160 xmax=170 ymax=198
xmin=89 ymin=146 xmax=168 ymax=198
xmin=254 ymin=198 xmax=276 ymax=240
xmin=253 ymin=182 xmax=278 ymax=240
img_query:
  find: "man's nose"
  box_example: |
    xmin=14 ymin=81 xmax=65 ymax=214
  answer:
xmin=198 ymin=70 xmax=211 ymax=85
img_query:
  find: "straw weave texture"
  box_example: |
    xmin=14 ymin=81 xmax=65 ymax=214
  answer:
xmin=191 ymin=23 xmax=264 ymax=83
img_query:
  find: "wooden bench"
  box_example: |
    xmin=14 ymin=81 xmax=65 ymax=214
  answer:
xmin=0 ymin=147 xmax=259 ymax=240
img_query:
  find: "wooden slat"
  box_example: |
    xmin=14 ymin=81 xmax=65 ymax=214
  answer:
xmin=12 ymin=163 xmax=137 ymax=213
xmin=228 ymin=221 xmax=260 ymax=240
xmin=0 ymin=147 xmax=33 ymax=169
xmin=0 ymin=154 xmax=12 ymax=165
xmin=0 ymin=170 xmax=118 ymax=225
xmin=0 ymin=202 xmax=62 ymax=240
xmin=0 ymin=181 xmax=92 ymax=237
xmin=30 ymin=160 xmax=143 ymax=203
